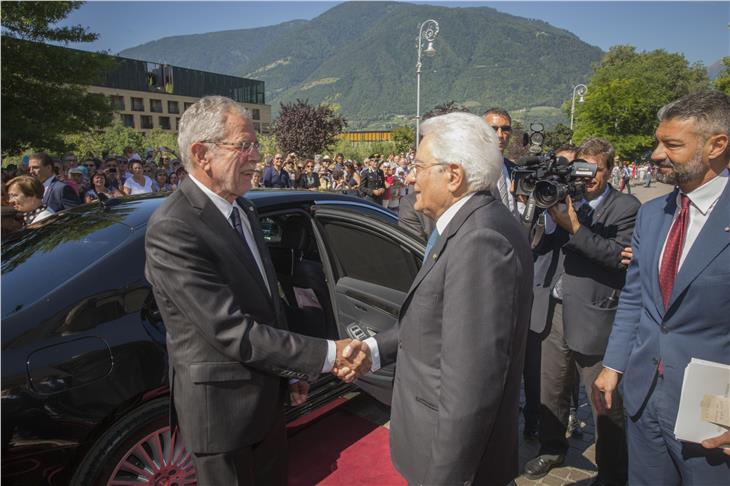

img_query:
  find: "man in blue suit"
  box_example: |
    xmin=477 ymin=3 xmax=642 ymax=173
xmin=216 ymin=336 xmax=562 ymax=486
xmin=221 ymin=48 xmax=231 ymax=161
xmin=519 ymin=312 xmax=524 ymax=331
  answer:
xmin=594 ymin=90 xmax=730 ymax=485
xmin=28 ymin=152 xmax=80 ymax=212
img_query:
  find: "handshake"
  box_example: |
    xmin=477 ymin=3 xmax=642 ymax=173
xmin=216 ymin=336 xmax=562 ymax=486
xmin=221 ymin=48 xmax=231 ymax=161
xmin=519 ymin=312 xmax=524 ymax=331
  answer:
xmin=333 ymin=339 xmax=372 ymax=383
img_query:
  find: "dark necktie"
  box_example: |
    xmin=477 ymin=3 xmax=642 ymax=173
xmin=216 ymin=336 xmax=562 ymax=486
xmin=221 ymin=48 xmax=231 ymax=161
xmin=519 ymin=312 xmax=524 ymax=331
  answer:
xmin=423 ymin=229 xmax=439 ymax=262
xmin=576 ymin=202 xmax=593 ymax=225
xmin=229 ymin=207 xmax=268 ymax=293
xmin=659 ymin=194 xmax=690 ymax=309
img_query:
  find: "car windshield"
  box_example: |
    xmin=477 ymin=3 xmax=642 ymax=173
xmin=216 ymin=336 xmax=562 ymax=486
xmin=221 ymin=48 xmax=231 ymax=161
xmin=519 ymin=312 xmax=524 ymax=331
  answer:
xmin=1 ymin=212 xmax=134 ymax=319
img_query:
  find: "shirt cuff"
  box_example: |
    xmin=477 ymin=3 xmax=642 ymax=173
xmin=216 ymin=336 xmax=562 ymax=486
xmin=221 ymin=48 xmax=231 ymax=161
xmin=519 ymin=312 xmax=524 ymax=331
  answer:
xmin=544 ymin=212 xmax=557 ymax=234
xmin=604 ymin=365 xmax=624 ymax=374
xmin=289 ymin=378 xmax=299 ymax=384
xmin=363 ymin=337 xmax=381 ymax=372
xmin=322 ymin=339 xmax=336 ymax=373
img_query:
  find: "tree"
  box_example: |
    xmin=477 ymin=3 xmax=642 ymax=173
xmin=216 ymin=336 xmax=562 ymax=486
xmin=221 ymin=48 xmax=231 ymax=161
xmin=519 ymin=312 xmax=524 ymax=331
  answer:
xmin=572 ymin=45 xmax=709 ymax=159
xmin=273 ymin=99 xmax=347 ymax=158
xmin=391 ymin=126 xmax=415 ymax=153
xmin=543 ymin=123 xmax=574 ymax=151
xmin=1 ymin=1 xmax=114 ymax=155
xmin=64 ymin=120 xmax=143 ymax=159
xmin=714 ymin=57 xmax=730 ymax=96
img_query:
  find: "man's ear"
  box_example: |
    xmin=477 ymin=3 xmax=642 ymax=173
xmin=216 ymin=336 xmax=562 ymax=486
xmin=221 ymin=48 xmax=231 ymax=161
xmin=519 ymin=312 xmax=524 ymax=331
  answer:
xmin=706 ymin=133 xmax=728 ymax=162
xmin=190 ymin=142 xmax=209 ymax=170
xmin=446 ymin=163 xmax=466 ymax=193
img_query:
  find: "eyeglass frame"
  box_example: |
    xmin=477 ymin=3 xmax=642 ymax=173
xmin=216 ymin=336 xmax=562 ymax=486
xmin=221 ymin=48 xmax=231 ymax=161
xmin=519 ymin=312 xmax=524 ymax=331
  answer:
xmin=202 ymin=140 xmax=261 ymax=155
xmin=411 ymin=161 xmax=450 ymax=176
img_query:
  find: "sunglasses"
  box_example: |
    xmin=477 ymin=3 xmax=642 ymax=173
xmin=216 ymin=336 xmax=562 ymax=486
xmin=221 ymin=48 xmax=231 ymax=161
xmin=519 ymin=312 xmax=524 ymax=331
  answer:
xmin=85 ymin=164 xmax=96 ymax=168
xmin=490 ymin=125 xmax=512 ymax=133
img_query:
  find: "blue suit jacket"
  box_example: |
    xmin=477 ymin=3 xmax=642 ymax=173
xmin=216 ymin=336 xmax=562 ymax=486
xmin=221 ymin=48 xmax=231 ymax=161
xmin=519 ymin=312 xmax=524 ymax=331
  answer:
xmin=603 ymin=180 xmax=730 ymax=418
xmin=42 ymin=177 xmax=80 ymax=212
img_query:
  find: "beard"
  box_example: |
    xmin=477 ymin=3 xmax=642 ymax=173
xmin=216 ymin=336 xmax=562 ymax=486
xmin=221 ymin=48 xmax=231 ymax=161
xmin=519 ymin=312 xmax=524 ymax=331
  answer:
xmin=655 ymin=146 xmax=706 ymax=186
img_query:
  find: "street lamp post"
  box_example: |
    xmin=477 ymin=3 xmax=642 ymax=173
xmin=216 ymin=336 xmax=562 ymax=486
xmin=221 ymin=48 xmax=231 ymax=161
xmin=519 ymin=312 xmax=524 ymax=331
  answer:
xmin=415 ymin=19 xmax=439 ymax=150
xmin=569 ymin=83 xmax=588 ymax=142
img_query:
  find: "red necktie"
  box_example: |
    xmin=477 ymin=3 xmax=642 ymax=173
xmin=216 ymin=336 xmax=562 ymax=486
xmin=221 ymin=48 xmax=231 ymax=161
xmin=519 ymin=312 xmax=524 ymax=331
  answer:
xmin=659 ymin=194 xmax=690 ymax=309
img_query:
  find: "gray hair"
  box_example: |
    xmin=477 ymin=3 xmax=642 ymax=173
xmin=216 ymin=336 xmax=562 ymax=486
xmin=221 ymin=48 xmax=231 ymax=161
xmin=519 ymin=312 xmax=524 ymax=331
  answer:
xmin=177 ymin=96 xmax=251 ymax=170
xmin=658 ymin=90 xmax=730 ymax=142
xmin=420 ymin=112 xmax=503 ymax=193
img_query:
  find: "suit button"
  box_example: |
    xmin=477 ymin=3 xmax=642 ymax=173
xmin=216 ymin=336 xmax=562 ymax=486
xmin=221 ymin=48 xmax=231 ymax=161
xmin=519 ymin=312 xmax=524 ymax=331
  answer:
xmin=660 ymin=325 xmax=669 ymax=334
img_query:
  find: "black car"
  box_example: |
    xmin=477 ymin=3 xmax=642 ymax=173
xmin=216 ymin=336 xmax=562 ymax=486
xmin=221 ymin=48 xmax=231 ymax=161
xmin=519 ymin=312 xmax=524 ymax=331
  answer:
xmin=2 ymin=190 xmax=425 ymax=485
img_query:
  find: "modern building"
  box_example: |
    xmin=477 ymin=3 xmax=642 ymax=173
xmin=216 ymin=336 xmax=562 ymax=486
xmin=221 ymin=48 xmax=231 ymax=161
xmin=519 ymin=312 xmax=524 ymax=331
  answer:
xmin=87 ymin=55 xmax=272 ymax=134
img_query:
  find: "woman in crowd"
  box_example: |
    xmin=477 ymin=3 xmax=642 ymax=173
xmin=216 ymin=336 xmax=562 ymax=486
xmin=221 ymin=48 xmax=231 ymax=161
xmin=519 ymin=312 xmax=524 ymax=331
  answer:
xmin=168 ymin=172 xmax=180 ymax=191
xmin=330 ymin=170 xmax=348 ymax=190
xmin=344 ymin=161 xmax=359 ymax=188
xmin=85 ymin=171 xmax=123 ymax=203
xmin=296 ymin=160 xmax=320 ymax=190
xmin=154 ymin=170 xmax=173 ymax=192
xmin=6 ymin=175 xmax=54 ymax=225
xmin=251 ymin=169 xmax=262 ymax=189
xmin=123 ymin=160 xmax=156 ymax=195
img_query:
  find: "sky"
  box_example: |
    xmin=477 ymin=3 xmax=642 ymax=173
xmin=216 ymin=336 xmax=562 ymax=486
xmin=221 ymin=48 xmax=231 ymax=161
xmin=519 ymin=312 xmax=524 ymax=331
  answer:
xmin=55 ymin=1 xmax=729 ymax=66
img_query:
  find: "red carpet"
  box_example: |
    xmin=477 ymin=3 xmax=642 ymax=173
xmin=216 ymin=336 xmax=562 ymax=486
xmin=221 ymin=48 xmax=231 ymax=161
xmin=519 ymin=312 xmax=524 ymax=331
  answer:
xmin=287 ymin=409 xmax=406 ymax=486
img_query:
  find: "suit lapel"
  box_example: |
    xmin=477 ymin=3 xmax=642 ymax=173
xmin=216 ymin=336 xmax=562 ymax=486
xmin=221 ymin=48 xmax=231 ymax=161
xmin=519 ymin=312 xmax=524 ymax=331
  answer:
xmin=398 ymin=192 xmax=493 ymax=319
xmin=180 ymin=178 xmax=272 ymax=302
xmin=668 ymin=181 xmax=730 ymax=311
xmin=651 ymin=190 xmax=679 ymax=317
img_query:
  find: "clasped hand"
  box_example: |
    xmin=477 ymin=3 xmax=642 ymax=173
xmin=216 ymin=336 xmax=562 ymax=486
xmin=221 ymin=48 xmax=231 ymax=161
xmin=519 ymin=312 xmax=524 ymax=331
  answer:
xmin=332 ymin=339 xmax=371 ymax=383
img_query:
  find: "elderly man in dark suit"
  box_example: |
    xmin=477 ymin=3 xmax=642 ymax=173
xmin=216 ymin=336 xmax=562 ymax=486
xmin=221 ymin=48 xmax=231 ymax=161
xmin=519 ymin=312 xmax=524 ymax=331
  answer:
xmin=341 ymin=112 xmax=534 ymax=485
xmin=595 ymin=90 xmax=730 ymax=485
xmin=524 ymin=138 xmax=639 ymax=485
xmin=144 ymin=96 xmax=368 ymax=485
xmin=28 ymin=152 xmax=80 ymax=212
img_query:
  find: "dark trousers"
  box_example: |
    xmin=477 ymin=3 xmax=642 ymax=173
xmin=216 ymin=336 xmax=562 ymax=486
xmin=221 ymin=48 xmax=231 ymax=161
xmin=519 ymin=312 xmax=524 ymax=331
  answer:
xmin=192 ymin=411 xmax=287 ymax=486
xmin=627 ymin=374 xmax=730 ymax=486
xmin=523 ymin=329 xmax=542 ymax=429
xmin=539 ymin=299 xmax=628 ymax=486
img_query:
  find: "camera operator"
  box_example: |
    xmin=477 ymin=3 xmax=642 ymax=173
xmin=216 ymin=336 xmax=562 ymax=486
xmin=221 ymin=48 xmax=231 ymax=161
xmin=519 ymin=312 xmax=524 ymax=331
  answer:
xmin=523 ymin=138 xmax=639 ymax=486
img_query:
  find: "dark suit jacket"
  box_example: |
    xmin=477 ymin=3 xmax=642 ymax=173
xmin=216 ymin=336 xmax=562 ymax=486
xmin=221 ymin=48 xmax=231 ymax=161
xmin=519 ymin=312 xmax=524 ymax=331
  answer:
xmin=530 ymin=187 xmax=640 ymax=355
xmin=376 ymin=192 xmax=533 ymax=486
xmin=262 ymin=166 xmax=291 ymax=188
xmin=43 ymin=176 xmax=80 ymax=212
xmin=398 ymin=192 xmax=435 ymax=240
xmin=604 ymin=181 xmax=730 ymax=418
xmin=144 ymin=177 xmax=327 ymax=454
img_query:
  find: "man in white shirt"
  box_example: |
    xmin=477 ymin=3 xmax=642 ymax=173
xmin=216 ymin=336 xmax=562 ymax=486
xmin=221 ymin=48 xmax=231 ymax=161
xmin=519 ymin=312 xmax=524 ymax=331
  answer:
xmin=595 ymin=90 xmax=730 ymax=485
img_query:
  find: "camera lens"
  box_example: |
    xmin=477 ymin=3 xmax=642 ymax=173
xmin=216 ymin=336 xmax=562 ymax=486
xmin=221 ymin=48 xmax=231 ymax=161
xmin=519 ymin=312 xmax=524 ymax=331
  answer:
xmin=534 ymin=180 xmax=567 ymax=208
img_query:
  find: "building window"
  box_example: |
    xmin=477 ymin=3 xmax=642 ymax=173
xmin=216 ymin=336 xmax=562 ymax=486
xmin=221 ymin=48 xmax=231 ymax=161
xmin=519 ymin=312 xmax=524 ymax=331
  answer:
xmin=110 ymin=95 xmax=125 ymax=111
xmin=253 ymin=122 xmax=261 ymax=132
xmin=141 ymin=115 xmax=153 ymax=129
xmin=184 ymin=102 xmax=194 ymax=112
xmin=131 ymin=97 xmax=144 ymax=111
xmin=176 ymin=117 xmax=181 ymax=130
xmin=168 ymin=101 xmax=179 ymax=114
xmin=150 ymin=99 xmax=163 ymax=113
xmin=121 ymin=114 xmax=134 ymax=128
xmin=252 ymin=108 xmax=261 ymax=120
xmin=159 ymin=116 xmax=171 ymax=130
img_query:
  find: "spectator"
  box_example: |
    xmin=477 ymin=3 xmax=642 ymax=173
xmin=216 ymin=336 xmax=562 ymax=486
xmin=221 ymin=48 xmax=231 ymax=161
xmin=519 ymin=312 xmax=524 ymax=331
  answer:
xmin=154 ymin=170 xmax=172 ymax=192
xmin=343 ymin=161 xmax=359 ymax=188
xmin=620 ymin=162 xmax=632 ymax=194
xmin=296 ymin=160 xmax=319 ymax=190
xmin=483 ymin=107 xmax=521 ymax=218
xmin=263 ymin=152 xmax=291 ymax=188
xmin=334 ymin=153 xmax=345 ymax=171
xmin=359 ymin=154 xmax=386 ymax=204
xmin=175 ymin=165 xmax=187 ymax=183
xmin=123 ymin=160 xmax=156 ymax=195
xmin=643 ymin=161 xmax=654 ymax=187
xmin=168 ymin=171 xmax=180 ymax=190
xmin=382 ymin=163 xmax=401 ymax=211
xmin=330 ymin=170 xmax=348 ymax=190
xmin=103 ymin=157 xmax=124 ymax=190
xmin=85 ymin=171 xmax=123 ymax=203
xmin=28 ymin=152 xmax=80 ymax=212
xmin=117 ymin=156 xmax=133 ymax=181
xmin=318 ymin=167 xmax=330 ymax=191
xmin=67 ymin=167 xmax=88 ymax=200
xmin=251 ymin=169 xmax=262 ymax=188
xmin=82 ymin=158 xmax=99 ymax=174
xmin=6 ymin=175 xmax=55 ymax=225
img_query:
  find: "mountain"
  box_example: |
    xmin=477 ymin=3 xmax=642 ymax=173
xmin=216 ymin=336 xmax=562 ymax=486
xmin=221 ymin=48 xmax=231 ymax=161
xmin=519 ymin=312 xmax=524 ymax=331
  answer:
xmin=119 ymin=1 xmax=604 ymax=129
xmin=707 ymin=58 xmax=725 ymax=80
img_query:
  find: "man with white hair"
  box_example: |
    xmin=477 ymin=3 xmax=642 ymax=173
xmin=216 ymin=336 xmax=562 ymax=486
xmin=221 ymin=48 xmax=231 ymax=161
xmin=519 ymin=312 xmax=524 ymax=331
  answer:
xmin=144 ymin=96 xmax=370 ymax=485
xmin=342 ymin=112 xmax=534 ymax=485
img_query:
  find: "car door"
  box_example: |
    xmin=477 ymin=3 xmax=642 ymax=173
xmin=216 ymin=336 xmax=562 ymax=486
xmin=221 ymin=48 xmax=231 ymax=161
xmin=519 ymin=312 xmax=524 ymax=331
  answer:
xmin=311 ymin=204 xmax=424 ymax=404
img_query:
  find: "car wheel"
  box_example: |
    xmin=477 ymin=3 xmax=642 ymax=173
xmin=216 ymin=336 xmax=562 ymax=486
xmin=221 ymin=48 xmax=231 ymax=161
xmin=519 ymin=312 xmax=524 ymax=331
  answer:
xmin=71 ymin=397 xmax=196 ymax=485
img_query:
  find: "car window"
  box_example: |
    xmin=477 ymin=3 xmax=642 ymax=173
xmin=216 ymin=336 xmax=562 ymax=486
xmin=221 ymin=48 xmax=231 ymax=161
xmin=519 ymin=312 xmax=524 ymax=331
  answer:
xmin=260 ymin=217 xmax=283 ymax=243
xmin=320 ymin=221 xmax=419 ymax=293
xmin=1 ymin=218 xmax=133 ymax=319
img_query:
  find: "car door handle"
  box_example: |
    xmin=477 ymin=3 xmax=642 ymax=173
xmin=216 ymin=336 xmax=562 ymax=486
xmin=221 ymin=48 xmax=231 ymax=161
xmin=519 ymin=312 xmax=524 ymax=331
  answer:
xmin=353 ymin=303 xmax=368 ymax=312
xmin=344 ymin=289 xmax=400 ymax=317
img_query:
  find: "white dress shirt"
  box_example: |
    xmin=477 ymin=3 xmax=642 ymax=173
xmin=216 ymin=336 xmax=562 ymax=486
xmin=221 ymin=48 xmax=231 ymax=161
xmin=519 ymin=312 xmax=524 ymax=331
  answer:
xmin=658 ymin=169 xmax=728 ymax=272
xmin=364 ymin=193 xmax=476 ymax=372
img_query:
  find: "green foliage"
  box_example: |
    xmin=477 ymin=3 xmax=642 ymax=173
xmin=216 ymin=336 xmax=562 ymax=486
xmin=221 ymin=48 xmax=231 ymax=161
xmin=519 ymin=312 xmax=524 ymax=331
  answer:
xmin=64 ymin=120 xmax=143 ymax=159
xmin=391 ymin=126 xmax=415 ymax=153
xmin=714 ymin=57 xmax=730 ymax=96
xmin=120 ymin=1 xmax=603 ymax=130
xmin=328 ymin=139 xmax=400 ymax=162
xmin=573 ymin=45 xmax=709 ymax=159
xmin=273 ymin=99 xmax=347 ymax=158
xmin=1 ymin=2 xmax=114 ymax=155
xmin=543 ymin=123 xmax=574 ymax=151
xmin=143 ymin=128 xmax=179 ymax=155
xmin=258 ymin=132 xmax=280 ymax=157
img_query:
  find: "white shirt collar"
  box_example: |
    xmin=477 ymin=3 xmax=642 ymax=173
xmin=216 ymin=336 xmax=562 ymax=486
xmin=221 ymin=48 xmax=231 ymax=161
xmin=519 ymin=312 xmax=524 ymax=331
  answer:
xmin=584 ymin=184 xmax=611 ymax=211
xmin=435 ymin=193 xmax=476 ymax=235
xmin=188 ymin=174 xmax=242 ymax=219
xmin=42 ymin=175 xmax=55 ymax=188
xmin=683 ymin=168 xmax=728 ymax=215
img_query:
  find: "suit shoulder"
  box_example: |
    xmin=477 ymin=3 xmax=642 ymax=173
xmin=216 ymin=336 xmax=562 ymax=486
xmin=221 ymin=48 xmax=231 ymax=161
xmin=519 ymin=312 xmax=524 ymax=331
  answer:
xmin=148 ymin=189 xmax=191 ymax=226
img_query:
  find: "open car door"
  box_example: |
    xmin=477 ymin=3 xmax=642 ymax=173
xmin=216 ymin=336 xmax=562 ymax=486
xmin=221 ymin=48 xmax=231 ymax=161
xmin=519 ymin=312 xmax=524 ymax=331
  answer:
xmin=311 ymin=204 xmax=424 ymax=404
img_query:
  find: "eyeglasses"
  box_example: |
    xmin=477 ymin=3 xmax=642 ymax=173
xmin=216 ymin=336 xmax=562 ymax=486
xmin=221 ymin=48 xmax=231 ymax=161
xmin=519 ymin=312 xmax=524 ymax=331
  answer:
xmin=490 ymin=125 xmax=512 ymax=133
xmin=203 ymin=140 xmax=261 ymax=155
xmin=305 ymin=164 xmax=314 ymax=168
xmin=411 ymin=162 xmax=449 ymax=175
xmin=85 ymin=164 xmax=96 ymax=168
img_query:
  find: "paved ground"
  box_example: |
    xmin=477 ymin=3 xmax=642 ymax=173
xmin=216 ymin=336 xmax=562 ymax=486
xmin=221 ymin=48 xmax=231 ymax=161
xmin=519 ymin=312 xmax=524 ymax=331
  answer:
xmin=342 ymin=179 xmax=677 ymax=486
